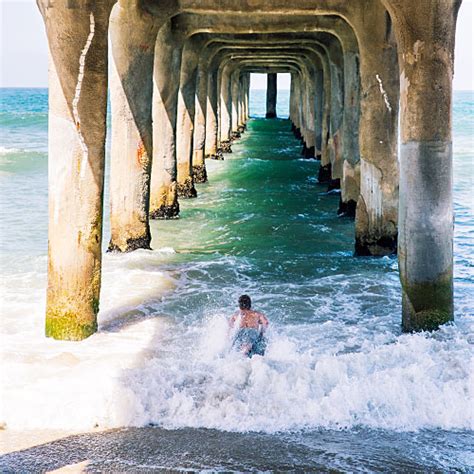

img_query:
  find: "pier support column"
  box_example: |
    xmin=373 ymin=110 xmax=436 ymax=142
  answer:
xmin=238 ymin=74 xmax=246 ymax=130
xmin=219 ymin=63 xmax=233 ymax=152
xmin=301 ymin=66 xmax=316 ymax=158
xmin=384 ymin=0 xmax=460 ymax=331
xmin=355 ymin=10 xmax=399 ymax=256
xmin=38 ymin=1 xmax=113 ymax=340
xmin=339 ymin=49 xmax=360 ymax=218
xmin=290 ymin=73 xmax=299 ymax=135
xmin=318 ymin=53 xmax=333 ymax=184
xmin=192 ymin=61 xmax=208 ymax=183
xmin=176 ymin=40 xmax=200 ymax=199
xmin=266 ymin=73 xmax=277 ymax=118
xmin=150 ymin=23 xmax=183 ymax=218
xmin=299 ymin=72 xmax=309 ymax=151
xmin=314 ymin=67 xmax=324 ymax=159
xmin=327 ymin=42 xmax=345 ymax=190
xmin=292 ymin=73 xmax=303 ymax=139
xmin=230 ymin=69 xmax=242 ymax=138
xmin=204 ymin=69 xmax=219 ymax=159
xmin=244 ymin=73 xmax=250 ymax=121
xmin=108 ymin=4 xmax=157 ymax=251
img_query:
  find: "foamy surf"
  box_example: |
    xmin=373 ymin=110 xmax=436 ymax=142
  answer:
xmin=1 ymin=300 xmax=473 ymax=433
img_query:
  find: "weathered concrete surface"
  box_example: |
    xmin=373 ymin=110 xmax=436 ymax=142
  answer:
xmin=354 ymin=5 xmax=399 ymax=257
xmin=218 ymin=63 xmax=233 ymax=149
xmin=192 ymin=59 xmax=209 ymax=182
xmin=266 ymin=73 xmax=277 ymax=118
xmin=326 ymin=37 xmax=344 ymax=185
xmin=204 ymin=69 xmax=219 ymax=159
xmin=176 ymin=38 xmax=202 ymax=198
xmin=317 ymin=48 xmax=332 ymax=172
xmin=300 ymin=64 xmax=316 ymax=157
xmin=383 ymin=0 xmax=460 ymax=331
xmin=108 ymin=4 xmax=157 ymax=252
xmin=340 ymin=49 xmax=360 ymax=208
xmin=339 ymin=161 xmax=359 ymax=218
xmin=150 ymin=22 xmax=183 ymax=218
xmin=238 ymin=73 xmax=248 ymax=128
xmin=290 ymin=46 xmax=330 ymax=163
xmin=398 ymin=142 xmax=453 ymax=330
xmin=38 ymin=0 xmax=114 ymax=340
xmin=231 ymin=70 xmax=242 ymax=133
xmin=290 ymin=73 xmax=302 ymax=139
xmin=314 ymin=67 xmax=324 ymax=157
xmin=244 ymin=73 xmax=249 ymax=121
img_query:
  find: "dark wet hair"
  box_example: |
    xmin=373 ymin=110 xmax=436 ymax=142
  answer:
xmin=238 ymin=294 xmax=252 ymax=310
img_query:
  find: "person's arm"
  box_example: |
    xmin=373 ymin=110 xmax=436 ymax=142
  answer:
xmin=258 ymin=313 xmax=269 ymax=332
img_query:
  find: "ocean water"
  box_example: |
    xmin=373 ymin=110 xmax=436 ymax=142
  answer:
xmin=0 ymin=88 xmax=473 ymax=472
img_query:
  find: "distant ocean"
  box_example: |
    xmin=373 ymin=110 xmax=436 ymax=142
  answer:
xmin=0 ymin=88 xmax=473 ymax=471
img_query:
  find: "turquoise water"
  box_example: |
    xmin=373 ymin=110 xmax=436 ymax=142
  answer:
xmin=0 ymin=88 xmax=473 ymax=471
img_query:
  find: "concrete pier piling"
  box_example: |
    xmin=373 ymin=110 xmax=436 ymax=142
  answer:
xmin=230 ymin=70 xmax=241 ymax=137
xmin=39 ymin=0 xmax=462 ymax=339
xmin=204 ymin=69 xmax=219 ymax=159
xmin=108 ymin=4 xmax=157 ymax=252
xmin=176 ymin=39 xmax=201 ymax=198
xmin=266 ymin=73 xmax=277 ymax=118
xmin=354 ymin=5 xmax=399 ymax=257
xmin=218 ymin=63 xmax=233 ymax=154
xmin=150 ymin=22 xmax=183 ymax=218
xmin=384 ymin=0 xmax=460 ymax=331
xmin=192 ymin=62 xmax=209 ymax=183
xmin=38 ymin=0 xmax=114 ymax=340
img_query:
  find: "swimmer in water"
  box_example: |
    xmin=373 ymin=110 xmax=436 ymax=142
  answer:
xmin=229 ymin=295 xmax=269 ymax=357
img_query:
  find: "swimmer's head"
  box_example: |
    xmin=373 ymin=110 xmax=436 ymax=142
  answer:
xmin=238 ymin=294 xmax=251 ymax=310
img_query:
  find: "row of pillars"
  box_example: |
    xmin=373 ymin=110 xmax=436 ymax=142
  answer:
xmin=38 ymin=0 xmax=461 ymax=340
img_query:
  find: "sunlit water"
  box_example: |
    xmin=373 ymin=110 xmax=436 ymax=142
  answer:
xmin=0 ymin=88 xmax=473 ymax=471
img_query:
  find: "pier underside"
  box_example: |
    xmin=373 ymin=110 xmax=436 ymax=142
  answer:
xmin=37 ymin=0 xmax=461 ymax=339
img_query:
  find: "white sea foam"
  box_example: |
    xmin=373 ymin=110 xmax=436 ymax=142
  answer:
xmin=0 ymin=249 xmax=178 ymax=431
xmin=121 ymin=318 xmax=474 ymax=433
xmin=0 ymin=146 xmax=22 ymax=155
xmin=1 ymin=267 xmax=473 ymax=434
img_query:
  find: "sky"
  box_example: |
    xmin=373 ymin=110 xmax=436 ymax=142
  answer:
xmin=0 ymin=0 xmax=473 ymax=90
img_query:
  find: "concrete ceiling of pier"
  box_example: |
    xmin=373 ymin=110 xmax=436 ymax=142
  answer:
xmin=172 ymin=13 xmax=358 ymax=56
xmin=199 ymin=34 xmax=342 ymax=74
xmin=166 ymin=10 xmax=357 ymax=79
xmin=212 ymin=49 xmax=326 ymax=78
